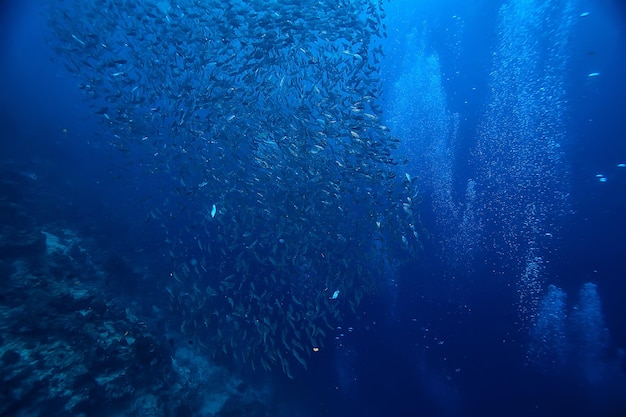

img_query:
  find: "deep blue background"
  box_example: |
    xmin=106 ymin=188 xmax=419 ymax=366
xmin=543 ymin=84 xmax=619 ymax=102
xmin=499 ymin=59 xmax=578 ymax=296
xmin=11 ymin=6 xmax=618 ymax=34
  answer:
xmin=1 ymin=0 xmax=625 ymax=416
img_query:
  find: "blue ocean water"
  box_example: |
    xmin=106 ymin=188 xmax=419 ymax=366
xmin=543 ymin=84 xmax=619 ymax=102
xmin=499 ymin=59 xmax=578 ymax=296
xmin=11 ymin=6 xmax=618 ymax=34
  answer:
xmin=1 ymin=0 xmax=625 ymax=416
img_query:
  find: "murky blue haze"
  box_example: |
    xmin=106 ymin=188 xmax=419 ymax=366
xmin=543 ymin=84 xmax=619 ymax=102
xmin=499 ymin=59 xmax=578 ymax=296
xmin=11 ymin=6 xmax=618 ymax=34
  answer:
xmin=1 ymin=0 xmax=625 ymax=416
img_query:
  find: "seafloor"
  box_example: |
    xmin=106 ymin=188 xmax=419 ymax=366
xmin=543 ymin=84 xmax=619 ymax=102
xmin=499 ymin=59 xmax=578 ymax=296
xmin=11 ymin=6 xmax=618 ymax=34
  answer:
xmin=0 ymin=168 xmax=270 ymax=417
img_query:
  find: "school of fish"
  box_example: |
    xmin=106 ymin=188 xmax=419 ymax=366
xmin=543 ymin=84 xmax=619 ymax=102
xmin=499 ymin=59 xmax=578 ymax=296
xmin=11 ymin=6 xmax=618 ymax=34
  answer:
xmin=46 ymin=0 xmax=421 ymax=377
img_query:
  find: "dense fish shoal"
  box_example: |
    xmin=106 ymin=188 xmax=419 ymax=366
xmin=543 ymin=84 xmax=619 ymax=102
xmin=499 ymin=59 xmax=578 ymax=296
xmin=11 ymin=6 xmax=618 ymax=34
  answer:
xmin=46 ymin=0 xmax=420 ymax=377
